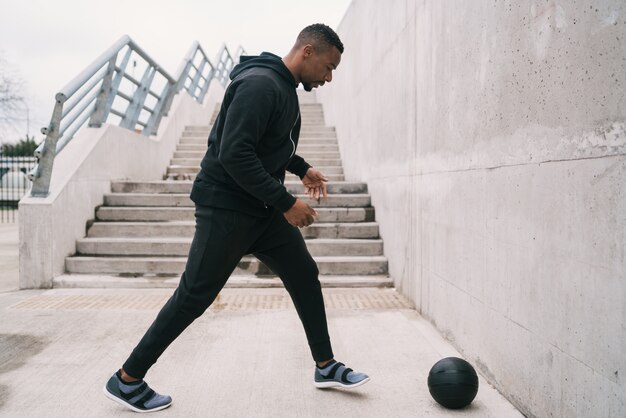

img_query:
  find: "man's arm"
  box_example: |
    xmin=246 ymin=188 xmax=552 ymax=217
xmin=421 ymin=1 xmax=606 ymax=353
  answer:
xmin=286 ymin=154 xmax=311 ymax=179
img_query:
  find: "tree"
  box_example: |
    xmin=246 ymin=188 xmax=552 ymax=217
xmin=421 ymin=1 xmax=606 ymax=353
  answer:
xmin=0 ymin=53 xmax=25 ymax=133
xmin=1 ymin=135 xmax=39 ymax=157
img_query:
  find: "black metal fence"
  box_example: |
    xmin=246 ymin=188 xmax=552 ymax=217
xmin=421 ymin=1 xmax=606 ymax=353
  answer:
xmin=0 ymin=157 xmax=37 ymax=222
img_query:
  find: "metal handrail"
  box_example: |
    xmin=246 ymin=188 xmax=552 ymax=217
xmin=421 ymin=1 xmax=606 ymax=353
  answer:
xmin=174 ymin=41 xmax=215 ymax=103
xmin=28 ymin=35 xmax=242 ymax=197
xmin=213 ymin=44 xmax=246 ymax=87
xmin=234 ymin=45 xmax=247 ymax=62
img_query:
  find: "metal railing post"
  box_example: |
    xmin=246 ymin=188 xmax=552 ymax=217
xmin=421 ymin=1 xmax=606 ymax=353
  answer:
xmin=199 ymin=65 xmax=214 ymax=102
xmin=120 ymin=65 xmax=156 ymax=130
xmin=103 ymin=47 xmax=133 ymax=122
xmin=29 ymin=95 xmax=65 ymax=196
xmin=145 ymin=81 xmax=175 ymax=136
xmin=89 ymin=57 xmax=116 ymax=128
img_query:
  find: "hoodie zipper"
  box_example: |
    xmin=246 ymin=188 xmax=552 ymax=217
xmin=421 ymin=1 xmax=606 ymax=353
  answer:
xmin=264 ymin=111 xmax=300 ymax=209
xmin=288 ymin=111 xmax=300 ymax=159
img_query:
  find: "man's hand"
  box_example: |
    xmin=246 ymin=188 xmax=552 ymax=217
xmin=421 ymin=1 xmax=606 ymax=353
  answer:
xmin=284 ymin=199 xmax=317 ymax=228
xmin=302 ymin=167 xmax=328 ymax=201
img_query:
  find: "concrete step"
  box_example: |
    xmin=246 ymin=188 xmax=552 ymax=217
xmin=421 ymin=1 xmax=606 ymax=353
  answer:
xmin=299 ymin=131 xmax=341 ymax=136
xmin=176 ymin=138 xmax=336 ymax=150
xmin=184 ymin=117 xmax=328 ymax=130
xmin=177 ymin=144 xmax=209 ymax=152
xmin=170 ymin=158 xmax=343 ymax=167
xmin=75 ymin=237 xmax=384 ymax=257
xmin=296 ymin=134 xmax=340 ymax=139
xmin=110 ymin=181 xmax=367 ymax=195
xmin=181 ymin=126 xmax=331 ymax=138
xmin=174 ymin=139 xmax=339 ymax=150
xmin=186 ymin=121 xmax=331 ymax=128
xmin=183 ymin=124 xmax=333 ymax=130
xmin=295 ymin=138 xmax=338 ymax=143
xmin=283 ymin=180 xmax=366 ymax=194
xmin=96 ymin=206 xmax=375 ymax=222
xmin=103 ymin=193 xmax=371 ymax=208
xmin=291 ymin=139 xmax=340 ymax=144
xmin=87 ymin=221 xmax=379 ymax=239
xmin=300 ymin=124 xmax=335 ymax=128
xmin=172 ymin=151 xmax=205 ymax=159
xmin=183 ymin=126 xmax=213 ymax=132
xmin=178 ymin=137 xmax=210 ymax=145
xmin=167 ymin=165 xmax=343 ymax=175
xmin=171 ymin=150 xmax=341 ymax=160
xmin=176 ymin=143 xmax=341 ymax=152
xmin=296 ymin=144 xmax=339 ymax=151
xmin=292 ymin=152 xmax=343 ymax=159
xmin=170 ymin=157 xmax=343 ymax=167
xmin=52 ymin=274 xmax=393 ymax=289
xmin=172 ymin=144 xmax=338 ymax=158
xmin=186 ymin=113 xmax=326 ymax=122
xmin=65 ymin=255 xmax=389 ymax=276
xmin=298 ymin=158 xmax=344 ymax=166
xmin=288 ymin=180 xmax=360 ymax=193
xmin=299 ymin=120 xmax=326 ymax=125
xmin=181 ymin=128 xmax=336 ymax=137
xmin=177 ymin=137 xmax=339 ymax=146
xmin=170 ymin=158 xmax=201 ymax=166
xmin=286 ymin=173 xmax=344 ymax=181
xmin=176 ymin=144 xmax=341 ymax=159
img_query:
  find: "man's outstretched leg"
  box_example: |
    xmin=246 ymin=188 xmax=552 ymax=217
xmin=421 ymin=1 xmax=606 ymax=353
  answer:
xmin=104 ymin=206 xmax=255 ymax=412
xmin=253 ymin=210 xmax=370 ymax=389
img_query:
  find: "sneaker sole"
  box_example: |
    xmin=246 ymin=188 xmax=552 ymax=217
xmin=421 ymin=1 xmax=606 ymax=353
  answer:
xmin=314 ymin=376 xmax=371 ymax=389
xmin=103 ymin=386 xmax=172 ymax=413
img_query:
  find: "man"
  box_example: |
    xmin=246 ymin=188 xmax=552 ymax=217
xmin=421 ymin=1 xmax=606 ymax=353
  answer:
xmin=104 ymin=23 xmax=369 ymax=413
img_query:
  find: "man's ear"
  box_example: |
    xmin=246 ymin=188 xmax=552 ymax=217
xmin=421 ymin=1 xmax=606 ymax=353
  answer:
xmin=303 ymin=44 xmax=314 ymax=58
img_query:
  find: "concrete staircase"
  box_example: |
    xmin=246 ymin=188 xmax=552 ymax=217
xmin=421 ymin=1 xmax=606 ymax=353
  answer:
xmin=56 ymin=91 xmax=390 ymax=288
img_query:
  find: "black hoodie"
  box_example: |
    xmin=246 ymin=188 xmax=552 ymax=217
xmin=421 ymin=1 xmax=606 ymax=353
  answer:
xmin=190 ymin=52 xmax=310 ymax=217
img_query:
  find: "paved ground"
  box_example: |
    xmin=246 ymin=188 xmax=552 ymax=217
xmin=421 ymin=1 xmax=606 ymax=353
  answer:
xmin=0 ymin=223 xmax=18 ymax=294
xmin=0 ymin=221 xmax=523 ymax=417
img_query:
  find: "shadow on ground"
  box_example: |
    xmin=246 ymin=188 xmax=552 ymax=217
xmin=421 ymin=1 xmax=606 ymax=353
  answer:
xmin=0 ymin=334 xmax=48 ymax=375
xmin=0 ymin=333 xmax=47 ymax=411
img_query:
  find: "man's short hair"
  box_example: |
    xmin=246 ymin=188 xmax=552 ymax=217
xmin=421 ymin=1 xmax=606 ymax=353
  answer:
xmin=297 ymin=23 xmax=344 ymax=54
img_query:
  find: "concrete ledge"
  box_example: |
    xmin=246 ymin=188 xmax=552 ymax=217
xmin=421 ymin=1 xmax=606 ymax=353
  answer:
xmin=18 ymin=81 xmax=225 ymax=289
xmin=52 ymin=274 xmax=394 ymax=289
xmin=64 ymin=255 xmax=389 ymax=276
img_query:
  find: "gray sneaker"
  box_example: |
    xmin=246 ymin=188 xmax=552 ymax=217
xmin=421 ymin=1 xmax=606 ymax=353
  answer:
xmin=103 ymin=371 xmax=172 ymax=413
xmin=314 ymin=360 xmax=370 ymax=389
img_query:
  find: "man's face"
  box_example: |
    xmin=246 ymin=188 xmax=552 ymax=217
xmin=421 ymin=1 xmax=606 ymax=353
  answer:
xmin=300 ymin=45 xmax=342 ymax=92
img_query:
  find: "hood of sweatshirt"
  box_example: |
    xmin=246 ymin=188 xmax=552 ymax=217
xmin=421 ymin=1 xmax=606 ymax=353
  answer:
xmin=230 ymin=52 xmax=297 ymax=88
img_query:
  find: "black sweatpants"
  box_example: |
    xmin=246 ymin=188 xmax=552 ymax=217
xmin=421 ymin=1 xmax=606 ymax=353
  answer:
xmin=122 ymin=205 xmax=334 ymax=379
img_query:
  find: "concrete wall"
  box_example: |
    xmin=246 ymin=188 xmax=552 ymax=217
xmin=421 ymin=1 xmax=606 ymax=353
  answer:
xmin=317 ymin=1 xmax=625 ymax=417
xmin=19 ymin=81 xmax=224 ymax=289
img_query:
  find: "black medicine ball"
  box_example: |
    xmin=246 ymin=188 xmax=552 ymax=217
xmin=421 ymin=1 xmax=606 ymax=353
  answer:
xmin=427 ymin=357 xmax=479 ymax=409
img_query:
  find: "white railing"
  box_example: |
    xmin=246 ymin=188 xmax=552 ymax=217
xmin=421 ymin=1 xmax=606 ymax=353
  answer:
xmin=28 ymin=35 xmax=245 ymax=197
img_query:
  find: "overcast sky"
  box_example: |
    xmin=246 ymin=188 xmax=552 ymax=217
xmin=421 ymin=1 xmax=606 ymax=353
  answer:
xmin=0 ymin=0 xmax=351 ymax=143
